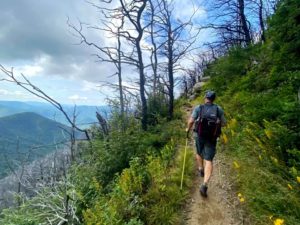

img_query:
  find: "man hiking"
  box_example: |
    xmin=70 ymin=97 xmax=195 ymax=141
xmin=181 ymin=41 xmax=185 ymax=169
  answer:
xmin=186 ymin=90 xmax=226 ymax=197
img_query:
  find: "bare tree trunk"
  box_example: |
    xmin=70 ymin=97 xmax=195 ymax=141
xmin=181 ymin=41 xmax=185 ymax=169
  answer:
xmin=238 ymin=0 xmax=251 ymax=45
xmin=96 ymin=112 xmax=109 ymax=135
xmin=167 ymin=23 xmax=174 ymax=120
xmin=117 ymin=25 xmax=126 ymax=130
xmin=149 ymin=0 xmax=159 ymax=93
xmin=258 ymin=0 xmax=266 ymax=42
xmin=136 ymin=2 xmax=148 ymax=131
xmin=136 ymin=41 xmax=148 ymax=130
xmin=120 ymin=0 xmax=148 ymax=130
xmin=183 ymin=76 xmax=188 ymax=98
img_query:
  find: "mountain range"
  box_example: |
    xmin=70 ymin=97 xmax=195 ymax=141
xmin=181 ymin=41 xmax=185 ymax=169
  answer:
xmin=0 ymin=101 xmax=110 ymax=178
xmin=0 ymin=100 xmax=110 ymax=127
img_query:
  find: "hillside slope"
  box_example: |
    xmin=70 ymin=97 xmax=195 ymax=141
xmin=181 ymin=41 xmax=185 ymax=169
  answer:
xmin=0 ymin=112 xmax=74 ymax=177
xmin=0 ymin=112 xmax=70 ymax=144
xmin=194 ymin=1 xmax=300 ymax=224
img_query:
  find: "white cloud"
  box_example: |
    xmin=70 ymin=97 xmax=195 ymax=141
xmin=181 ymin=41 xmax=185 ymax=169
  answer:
xmin=68 ymin=94 xmax=88 ymax=101
xmin=81 ymin=80 xmax=100 ymax=92
xmin=0 ymin=88 xmax=38 ymax=100
xmin=15 ymin=64 xmax=43 ymax=78
xmin=173 ymin=0 xmax=207 ymax=22
xmin=0 ymin=0 xmax=210 ymax=106
xmin=0 ymin=89 xmax=9 ymax=95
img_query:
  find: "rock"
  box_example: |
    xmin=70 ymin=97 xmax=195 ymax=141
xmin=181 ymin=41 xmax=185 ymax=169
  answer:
xmin=189 ymin=94 xmax=196 ymax=100
xmin=192 ymin=82 xmax=205 ymax=93
xmin=200 ymin=76 xmax=211 ymax=82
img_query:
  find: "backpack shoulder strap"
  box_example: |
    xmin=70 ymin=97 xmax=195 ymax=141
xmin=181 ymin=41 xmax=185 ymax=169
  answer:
xmin=199 ymin=104 xmax=204 ymax=119
xmin=212 ymin=104 xmax=220 ymax=118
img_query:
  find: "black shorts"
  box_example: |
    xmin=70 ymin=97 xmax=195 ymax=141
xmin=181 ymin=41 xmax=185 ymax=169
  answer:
xmin=194 ymin=134 xmax=217 ymax=161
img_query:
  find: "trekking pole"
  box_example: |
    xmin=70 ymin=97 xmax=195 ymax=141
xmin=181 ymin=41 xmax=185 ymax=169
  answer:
xmin=180 ymin=135 xmax=189 ymax=190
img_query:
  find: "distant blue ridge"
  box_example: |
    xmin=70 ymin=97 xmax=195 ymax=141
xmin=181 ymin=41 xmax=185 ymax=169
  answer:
xmin=0 ymin=100 xmax=111 ymax=128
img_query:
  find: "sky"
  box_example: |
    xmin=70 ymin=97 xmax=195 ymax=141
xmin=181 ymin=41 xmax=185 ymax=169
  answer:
xmin=0 ymin=0 xmax=208 ymax=106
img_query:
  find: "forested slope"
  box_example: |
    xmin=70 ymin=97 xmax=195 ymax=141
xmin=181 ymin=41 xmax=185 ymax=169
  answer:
xmin=198 ymin=0 xmax=300 ymax=223
xmin=0 ymin=0 xmax=299 ymax=224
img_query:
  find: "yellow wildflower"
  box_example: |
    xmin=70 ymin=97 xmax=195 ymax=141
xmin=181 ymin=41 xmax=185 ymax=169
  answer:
xmin=237 ymin=193 xmax=245 ymax=202
xmin=92 ymin=177 xmax=101 ymax=191
xmin=264 ymin=129 xmax=273 ymax=139
xmin=274 ymin=218 xmax=284 ymax=225
xmin=231 ymin=129 xmax=235 ymax=137
xmin=245 ymin=128 xmax=252 ymax=134
xmin=222 ymin=134 xmax=228 ymax=144
xmin=231 ymin=118 xmax=237 ymax=127
xmin=290 ymin=167 xmax=298 ymax=176
xmin=255 ymin=137 xmax=262 ymax=145
xmin=287 ymin=184 xmax=293 ymax=190
xmin=271 ymin=156 xmax=278 ymax=164
xmin=233 ymin=161 xmax=240 ymax=169
xmin=228 ymin=118 xmax=237 ymax=129
xmin=249 ymin=122 xmax=257 ymax=127
xmin=297 ymin=176 xmax=300 ymax=183
xmin=254 ymin=137 xmax=265 ymax=150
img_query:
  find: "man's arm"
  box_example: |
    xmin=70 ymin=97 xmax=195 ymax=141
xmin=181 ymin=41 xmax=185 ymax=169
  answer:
xmin=186 ymin=117 xmax=195 ymax=133
xmin=186 ymin=106 xmax=199 ymax=134
xmin=218 ymin=106 xmax=226 ymax=126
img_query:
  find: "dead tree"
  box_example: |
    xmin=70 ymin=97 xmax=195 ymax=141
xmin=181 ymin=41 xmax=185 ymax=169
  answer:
xmin=92 ymin=0 xmax=149 ymax=129
xmin=118 ymin=0 xmax=149 ymax=129
xmin=146 ymin=0 xmax=161 ymax=94
xmin=59 ymin=106 xmax=78 ymax=162
xmin=258 ymin=0 xmax=266 ymax=42
xmin=69 ymin=0 xmax=149 ymax=130
xmin=96 ymin=111 xmax=109 ymax=136
xmin=203 ymin=0 xmax=279 ymax=50
xmin=203 ymin=0 xmax=253 ymax=50
xmin=238 ymin=0 xmax=252 ymax=44
xmin=3 ymin=139 xmax=31 ymax=206
xmin=154 ymin=0 xmax=199 ymax=120
xmin=248 ymin=0 xmax=279 ymax=42
xmin=68 ymin=8 xmax=126 ymax=124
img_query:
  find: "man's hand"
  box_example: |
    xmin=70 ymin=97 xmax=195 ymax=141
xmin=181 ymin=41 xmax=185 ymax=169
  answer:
xmin=186 ymin=116 xmax=195 ymax=139
xmin=185 ymin=128 xmax=190 ymax=138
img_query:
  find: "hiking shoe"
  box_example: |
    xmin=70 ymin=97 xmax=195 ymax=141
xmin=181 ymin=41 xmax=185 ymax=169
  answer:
xmin=198 ymin=168 xmax=204 ymax=177
xmin=200 ymin=184 xmax=208 ymax=197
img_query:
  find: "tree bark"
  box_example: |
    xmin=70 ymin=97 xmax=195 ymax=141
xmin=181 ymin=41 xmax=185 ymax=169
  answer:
xmin=149 ymin=0 xmax=159 ymax=93
xmin=119 ymin=0 xmax=148 ymax=130
xmin=258 ymin=0 xmax=266 ymax=42
xmin=117 ymin=25 xmax=125 ymax=130
xmin=167 ymin=21 xmax=174 ymax=120
xmin=238 ymin=0 xmax=251 ymax=45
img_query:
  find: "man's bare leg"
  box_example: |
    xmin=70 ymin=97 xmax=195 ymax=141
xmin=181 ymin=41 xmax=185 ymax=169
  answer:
xmin=196 ymin=153 xmax=204 ymax=171
xmin=199 ymin=160 xmax=213 ymax=197
xmin=203 ymin=160 xmax=213 ymax=185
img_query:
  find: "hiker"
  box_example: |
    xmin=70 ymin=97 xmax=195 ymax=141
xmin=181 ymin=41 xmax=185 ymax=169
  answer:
xmin=186 ymin=90 xmax=226 ymax=197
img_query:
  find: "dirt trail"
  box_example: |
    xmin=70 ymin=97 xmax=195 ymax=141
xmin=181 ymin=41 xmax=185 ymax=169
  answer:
xmin=183 ymin=106 xmax=244 ymax=225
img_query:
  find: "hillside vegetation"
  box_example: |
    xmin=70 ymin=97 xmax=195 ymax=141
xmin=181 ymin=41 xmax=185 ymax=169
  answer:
xmin=0 ymin=0 xmax=299 ymax=224
xmin=0 ymin=106 xmax=196 ymax=224
xmin=0 ymin=112 xmax=74 ymax=178
xmin=199 ymin=0 xmax=300 ymax=224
